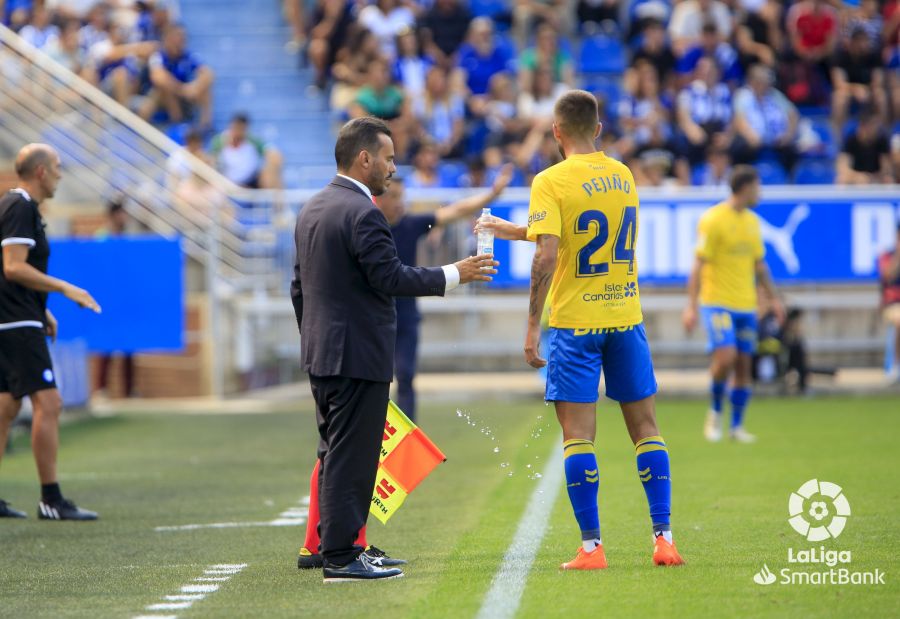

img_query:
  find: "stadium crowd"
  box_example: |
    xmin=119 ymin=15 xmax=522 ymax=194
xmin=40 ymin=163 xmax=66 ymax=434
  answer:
xmin=3 ymin=0 xmax=899 ymax=187
xmin=300 ymin=0 xmax=900 ymax=187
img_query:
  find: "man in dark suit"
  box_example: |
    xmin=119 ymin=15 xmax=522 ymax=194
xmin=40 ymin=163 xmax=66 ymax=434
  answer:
xmin=290 ymin=117 xmax=495 ymax=582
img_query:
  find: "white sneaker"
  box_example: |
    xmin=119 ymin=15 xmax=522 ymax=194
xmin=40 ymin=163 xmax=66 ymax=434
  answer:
xmin=703 ymin=410 xmax=723 ymax=442
xmin=730 ymin=427 xmax=757 ymax=443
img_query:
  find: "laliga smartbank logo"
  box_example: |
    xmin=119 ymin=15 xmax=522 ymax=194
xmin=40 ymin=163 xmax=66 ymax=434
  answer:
xmin=753 ymin=479 xmax=885 ymax=587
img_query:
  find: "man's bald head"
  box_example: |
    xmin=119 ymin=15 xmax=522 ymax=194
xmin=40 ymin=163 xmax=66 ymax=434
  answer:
xmin=14 ymin=143 xmax=62 ymax=201
xmin=15 ymin=144 xmax=57 ymax=180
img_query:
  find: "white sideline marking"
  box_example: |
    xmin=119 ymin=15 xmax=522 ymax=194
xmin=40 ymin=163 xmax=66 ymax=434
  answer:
xmin=181 ymin=584 xmax=219 ymax=593
xmin=155 ymin=498 xmax=308 ymax=531
xmin=133 ymin=564 xmax=247 ymax=619
xmin=476 ymin=441 xmax=564 ymax=619
xmin=194 ymin=577 xmax=230 ymax=582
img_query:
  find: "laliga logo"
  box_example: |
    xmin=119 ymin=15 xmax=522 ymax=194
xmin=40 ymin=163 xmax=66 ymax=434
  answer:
xmin=788 ymin=479 xmax=851 ymax=542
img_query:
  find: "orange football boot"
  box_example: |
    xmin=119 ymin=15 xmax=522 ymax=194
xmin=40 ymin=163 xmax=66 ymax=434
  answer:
xmin=653 ymin=535 xmax=684 ymax=566
xmin=560 ymin=545 xmax=608 ymax=570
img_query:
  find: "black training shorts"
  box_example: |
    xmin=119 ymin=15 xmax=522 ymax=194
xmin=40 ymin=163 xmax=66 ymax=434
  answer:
xmin=0 ymin=327 xmax=56 ymax=399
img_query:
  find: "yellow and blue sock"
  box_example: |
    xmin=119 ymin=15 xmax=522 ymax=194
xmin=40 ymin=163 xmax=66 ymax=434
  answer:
xmin=730 ymin=386 xmax=751 ymax=429
xmin=636 ymin=435 xmax=671 ymax=540
xmin=563 ymin=439 xmax=601 ymax=551
xmin=710 ymin=380 xmax=727 ymax=414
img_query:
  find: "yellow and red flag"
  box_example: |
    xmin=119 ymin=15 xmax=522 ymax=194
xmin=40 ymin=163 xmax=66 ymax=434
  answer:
xmin=370 ymin=400 xmax=446 ymax=524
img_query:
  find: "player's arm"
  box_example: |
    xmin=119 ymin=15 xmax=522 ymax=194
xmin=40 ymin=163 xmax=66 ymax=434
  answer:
xmin=434 ymin=164 xmax=514 ymax=227
xmin=525 ymin=234 xmax=558 ymax=368
xmin=682 ymin=256 xmax=704 ymax=334
xmin=756 ymin=259 xmax=785 ymax=322
xmin=2 ymin=245 xmax=101 ymax=312
xmin=476 ymin=216 xmax=527 ymax=241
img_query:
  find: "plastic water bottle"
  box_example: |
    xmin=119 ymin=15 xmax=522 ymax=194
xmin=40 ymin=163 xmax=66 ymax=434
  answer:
xmin=477 ymin=207 xmax=494 ymax=257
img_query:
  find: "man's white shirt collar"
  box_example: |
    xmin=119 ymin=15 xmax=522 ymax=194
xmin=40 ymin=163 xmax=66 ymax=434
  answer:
xmin=11 ymin=188 xmax=32 ymax=202
xmin=336 ymin=174 xmax=373 ymax=202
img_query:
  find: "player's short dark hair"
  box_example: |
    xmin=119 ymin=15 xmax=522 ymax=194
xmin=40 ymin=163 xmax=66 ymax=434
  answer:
xmin=231 ymin=111 xmax=249 ymax=125
xmin=730 ymin=165 xmax=759 ymax=194
xmin=107 ymin=198 xmax=125 ymax=215
xmin=553 ymin=90 xmax=599 ymax=139
xmin=334 ymin=117 xmax=392 ymax=171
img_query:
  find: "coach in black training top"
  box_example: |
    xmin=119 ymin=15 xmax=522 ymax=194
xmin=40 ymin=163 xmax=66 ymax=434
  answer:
xmin=290 ymin=118 xmax=495 ymax=582
xmin=0 ymin=143 xmax=101 ymax=521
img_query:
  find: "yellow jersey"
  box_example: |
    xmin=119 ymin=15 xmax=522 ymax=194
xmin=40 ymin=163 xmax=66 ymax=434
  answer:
xmin=696 ymin=201 xmax=765 ymax=311
xmin=526 ymin=151 xmax=643 ymax=329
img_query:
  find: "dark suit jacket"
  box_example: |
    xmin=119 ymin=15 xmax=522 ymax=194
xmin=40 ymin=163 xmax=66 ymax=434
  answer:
xmin=290 ymin=176 xmax=446 ymax=383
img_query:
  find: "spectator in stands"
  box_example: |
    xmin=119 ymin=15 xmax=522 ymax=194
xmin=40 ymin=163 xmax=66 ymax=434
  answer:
xmin=879 ymin=224 xmax=900 ymax=382
xmin=886 ymin=0 xmax=900 ymax=54
xmin=835 ymin=110 xmax=893 ymax=185
xmin=481 ymin=72 xmax=530 ymax=163
xmin=132 ymin=0 xmax=172 ymax=43
xmin=676 ymin=57 xmax=732 ymax=165
xmin=675 ymin=20 xmax=741 ymax=85
xmin=514 ymin=126 xmax=562 ymax=184
xmin=79 ymin=2 xmax=112 ymax=55
xmin=518 ymin=66 xmax=569 ymax=124
xmin=87 ymin=25 xmax=157 ymax=109
xmin=455 ymin=17 xmax=515 ymax=99
xmin=418 ymin=0 xmax=471 ymax=69
xmin=888 ymin=46 xmax=900 ymax=122
xmin=844 ymin=0 xmax=883 ymax=50
xmin=45 ymin=19 xmax=89 ymax=76
xmin=358 ymin=0 xmax=415 ymax=60
xmin=734 ymin=0 xmax=782 ymax=71
xmin=210 ymin=113 xmax=284 ymax=189
xmin=731 ymin=64 xmax=799 ymax=173
xmin=518 ymin=22 xmax=574 ymax=95
xmin=94 ymin=199 xmax=135 ymax=399
xmin=18 ymin=5 xmax=58 ymax=49
xmin=393 ymin=26 xmax=434 ymax=99
xmin=406 ymin=139 xmax=443 ymax=188
xmin=830 ymin=27 xmax=886 ymax=133
xmin=165 ymin=127 xmax=211 ymax=190
xmin=351 ymin=57 xmax=406 ymax=120
xmin=47 ymin=0 xmax=98 ymax=22
xmin=631 ymin=18 xmax=677 ymax=92
xmin=412 ymin=66 xmax=466 ymax=158
xmin=668 ymin=0 xmax=733 ymax=57
xmin=784 ymin=0 xmax=837 ymax=105
xmin=695 ymin=145 xmax=732 ymax=186
xmin=350 ymin=56 xmax=413 ymax=157
xmin=329 ymin=27 xmax=381 ymax=113
xmin=617 ymin=61 xmax=674 ymax=163
xmin=144 ymin=24 xmax=214 ymax=127
xmin=635 ymin=148 xmax=684 ymax=187
xmin=511 ymin=0 xmax=573 ymax=47
xmin=306 ymin=0 xmax=355 ymax=92
xmin=3 ymin=0 xmax=32 ymax=30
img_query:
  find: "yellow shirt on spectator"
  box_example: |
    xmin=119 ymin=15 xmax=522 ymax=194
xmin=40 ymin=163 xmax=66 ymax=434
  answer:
xmin=696 ymin=201 xmax=765 ymax=312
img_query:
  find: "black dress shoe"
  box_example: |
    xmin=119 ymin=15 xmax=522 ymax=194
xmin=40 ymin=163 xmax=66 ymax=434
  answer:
xmin=0 ymin=499 xmax=27 ymax=518
xmin=322 ymin=553 xmax=404 ymax=583
xmin=363 ymin=545 xmax=407 ymax=567
xmin=297 ymin=547 xmax=324 ymax=569
xmin=38 ymin=498 xmax=98 ymax=521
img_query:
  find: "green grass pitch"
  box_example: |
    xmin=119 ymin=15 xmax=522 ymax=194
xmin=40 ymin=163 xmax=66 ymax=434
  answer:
xmin=0 ymin=395 xmax=897 ymax=618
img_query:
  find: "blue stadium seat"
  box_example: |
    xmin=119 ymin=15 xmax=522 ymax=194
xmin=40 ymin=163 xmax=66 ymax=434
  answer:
xmin=470 ymin=0 xmax=508 ymax=19
xmin=793 ymin=159 xmax=835 ymax=185
xmin=756 ymin=161 xmax=788 ymax=185
xmin=439 ymin=161 xmax=468 ymax=187
xmin=579 ymin=35 xmax=626 ymax=75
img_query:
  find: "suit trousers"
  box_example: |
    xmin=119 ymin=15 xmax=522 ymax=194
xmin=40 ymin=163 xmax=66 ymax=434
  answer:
xmin=309 ymin=374 xmax=389 ymax=566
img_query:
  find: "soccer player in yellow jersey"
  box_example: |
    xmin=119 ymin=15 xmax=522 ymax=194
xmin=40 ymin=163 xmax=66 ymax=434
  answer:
xmin=682 ymin=166 xmax=784 ymax=443
xmin=481 ymin=91 xmax=683 ymax=570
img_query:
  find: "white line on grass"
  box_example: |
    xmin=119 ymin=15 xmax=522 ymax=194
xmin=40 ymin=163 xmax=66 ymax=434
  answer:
xmin=476 ymin=440 xmax=564 ymax=619
xmin=155 ymin=498 xmax=308 ymax=532
xmin=132 ymin=563 xmax=248 ymax=619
